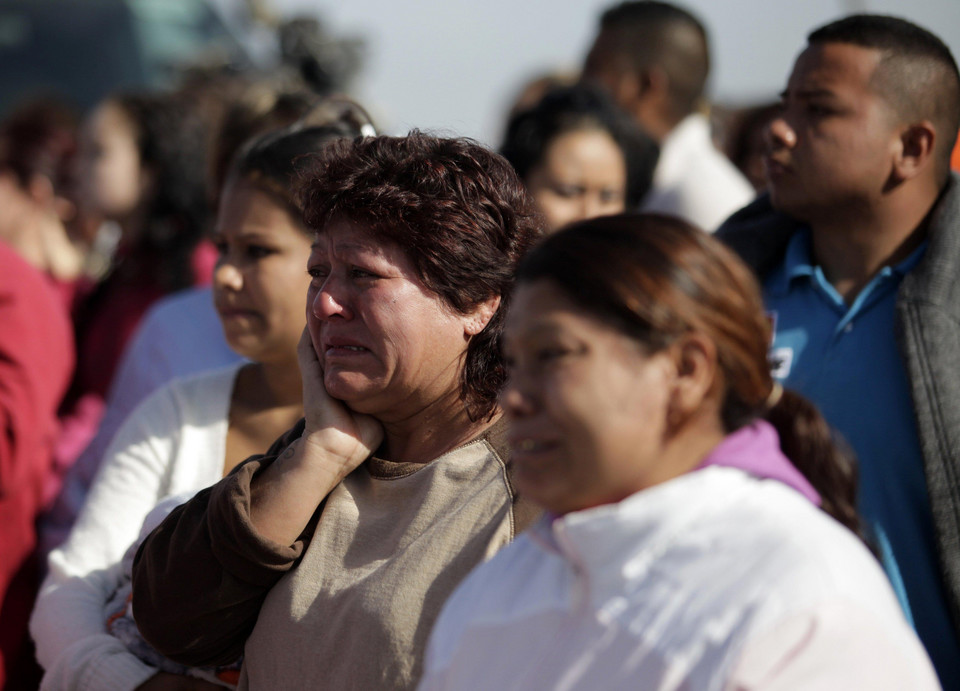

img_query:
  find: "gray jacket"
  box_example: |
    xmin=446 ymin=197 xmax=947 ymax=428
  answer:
xmin=717 ymin=172 xmax=960 ymax=638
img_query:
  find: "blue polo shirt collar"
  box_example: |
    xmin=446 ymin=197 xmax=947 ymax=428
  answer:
xmin=769 ymin=228 xmax=927 ymax=311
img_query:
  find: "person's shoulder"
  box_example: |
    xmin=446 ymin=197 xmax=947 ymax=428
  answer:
xmin=899 ymin=173 xmax=960 ymax=308
xmin=715 ymin=193 xmax=781 ymax=238
xmin=168 ymin=362 xmax=244 ymax=395
xmin=0 ymin=242 xmax=74 ymax=378
xmin=680 ymin=128 xmax=754 ymax=199
xmin=138 ymin=286 xmax=214 ymax=334
xmin=113 ymin=363 xmax=241 ymax=439
xmin=690 ymin=473 xmax=895 ymax=607
xmin=714 ymin=195 xmax=801 ymax=277
xmin=934 ymin=170 xmax=960 ymax=224
xmin=161 ymin=363 xmax=244 ymax=419
xmin=0 ymin=240 xmax=45 ymax=285
xmin=919 ymin=172 xmax=960 ymax=268
xmin=613 ymin=469 xmax=886 ymax=608
xmin=659 ymin=114 xmax=756 ymax=226
xmin=123 ymin=285 xmax=241 ymax=384
xmin=728 ymin=599 xmax=939 ymax=690
xmin=0 ymin=242 xmax=68 ymax=317
xmin=426 ymin=530 xmax=544 ymax=664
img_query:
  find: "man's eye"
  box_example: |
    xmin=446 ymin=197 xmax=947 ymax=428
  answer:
xmin=307 ymin=267 xmax=328 ymax=281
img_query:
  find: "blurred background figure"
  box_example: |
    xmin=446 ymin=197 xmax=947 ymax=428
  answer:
xmin=37 ymin=88 xmax=377 ymax=557
xmin=503 ymin=70 xmax=579 ymax=122
xmin=0 ymin=99 xmax=87 ymax=306
xmin=0 ymin=244 xmax=74 ymax=690
xmin=1 ymin=0 xmax=956 ymax=148
xmin=952 ymin=130 xmax=960 ymax=172
xmin=0 ymin=0 xmax=365 ymax=118
xmin=715 ymin=101 xmax=780 ymax=194
xmin=582 ymin=0 xmax=755 ymax=231
xmin=52 ymin=91 xmax=213 ymax=508
xmin=501 ymin=83 xmax=658 ymax=233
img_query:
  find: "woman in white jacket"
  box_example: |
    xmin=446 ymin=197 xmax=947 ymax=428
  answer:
xmin=419 ymin=214 xmax=939 ymax=691
xmin=30 ymin=117 xmax=366 ymax=691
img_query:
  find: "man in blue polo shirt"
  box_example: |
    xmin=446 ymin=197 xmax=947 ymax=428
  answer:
xmin=718 ymin=14 xmax=960 ymax=688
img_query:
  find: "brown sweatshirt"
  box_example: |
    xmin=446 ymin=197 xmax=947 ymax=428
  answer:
xmin=132 ymin=417 xmax=537 ymax=690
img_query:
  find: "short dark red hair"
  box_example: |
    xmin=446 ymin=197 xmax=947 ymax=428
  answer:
xmin=299 ymin=132 xmax=544 ymax=419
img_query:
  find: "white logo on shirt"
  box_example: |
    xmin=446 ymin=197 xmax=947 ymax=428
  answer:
xmin=770 ymin=347 xmax=793 ymax=380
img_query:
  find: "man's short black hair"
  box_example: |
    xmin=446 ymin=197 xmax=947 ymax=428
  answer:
xmin=809 ymin=14 xmax=960 ymax=184
xmin=597 ymin=1 xmax=710 ymax=121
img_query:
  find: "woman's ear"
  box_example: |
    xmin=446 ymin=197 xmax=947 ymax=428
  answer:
xmin=463 ymin=295 xmax=502 ymax=337
xmin=668 ymin=332 xmax=718 ymax=420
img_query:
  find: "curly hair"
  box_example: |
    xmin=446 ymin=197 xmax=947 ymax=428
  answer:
xmin=110 ymin=92 xmax=211 ymax=292
xmin=299 ymin=132 xmax=545 ymax=420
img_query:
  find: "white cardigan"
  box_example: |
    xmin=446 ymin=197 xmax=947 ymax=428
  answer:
xmin=420 ymin=466 xmax=939 ymax=691
xmin=30 ymin=364 xmax=242 ymax=691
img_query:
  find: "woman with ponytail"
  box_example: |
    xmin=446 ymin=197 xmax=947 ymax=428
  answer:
xmin=419 ymin=214 xmax=937 ymax=690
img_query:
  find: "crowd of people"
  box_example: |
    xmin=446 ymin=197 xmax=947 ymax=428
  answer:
xmin=1 ymin=2 xmax=959 ymax=690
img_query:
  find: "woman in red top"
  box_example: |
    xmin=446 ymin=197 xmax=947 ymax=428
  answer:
xmin=0 ymin=243 xmax=74 ymax=689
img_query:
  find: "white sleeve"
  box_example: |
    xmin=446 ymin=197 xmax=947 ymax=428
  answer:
xmin=36 ymin=566 xmax=158 ymax=691
xmin=39 ymin=288 xmax=239 ymax=558
xmin=725 ymin=601 xmax=941 ymax=691
xmin=30 ymin=384 xmax=185 ymax=690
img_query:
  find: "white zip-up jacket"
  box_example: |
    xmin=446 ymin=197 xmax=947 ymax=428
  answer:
xmin=420 ymin=466 xmax=939 ymax=691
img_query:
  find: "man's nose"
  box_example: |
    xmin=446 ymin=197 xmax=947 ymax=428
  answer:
xmin=766 ymin=116 xmax=797 ymax=150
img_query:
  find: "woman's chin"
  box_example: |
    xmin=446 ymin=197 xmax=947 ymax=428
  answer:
xmin=223 ymin=331 xmax=258 ymax=356
xmin=323 ymin=373 xmax=383 ymax=409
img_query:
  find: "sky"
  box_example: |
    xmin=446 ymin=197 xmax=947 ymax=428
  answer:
xmin=249 ymin=0 xmax=960 ymax=146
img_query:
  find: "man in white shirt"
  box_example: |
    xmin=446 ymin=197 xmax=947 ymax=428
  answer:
xmin=583 ymin=1 xmax=755 ymax=231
